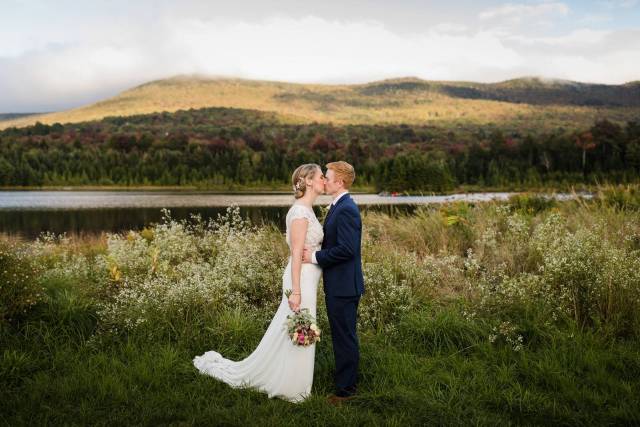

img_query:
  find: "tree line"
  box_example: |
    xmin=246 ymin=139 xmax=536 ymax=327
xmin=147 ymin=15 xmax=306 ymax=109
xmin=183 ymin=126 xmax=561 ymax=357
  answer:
xmin=0 ymin=107 xmax=638 ymax=192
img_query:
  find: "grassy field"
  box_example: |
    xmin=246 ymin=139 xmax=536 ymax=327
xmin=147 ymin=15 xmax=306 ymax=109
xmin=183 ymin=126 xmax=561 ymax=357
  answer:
xmin=2 ymin=75 xmax=638 ymax=133
xmin=1 ymin=184 xmax=640 ymax=425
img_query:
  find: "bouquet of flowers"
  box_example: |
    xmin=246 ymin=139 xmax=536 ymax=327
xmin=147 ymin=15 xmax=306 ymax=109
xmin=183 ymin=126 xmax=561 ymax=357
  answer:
xmin=284 ymin=290 xmax=321 ymax=346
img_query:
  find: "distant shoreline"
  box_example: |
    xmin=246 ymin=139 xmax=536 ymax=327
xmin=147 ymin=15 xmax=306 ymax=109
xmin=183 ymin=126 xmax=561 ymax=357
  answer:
xmin=0 ymin=183 xmax=602 ymax=196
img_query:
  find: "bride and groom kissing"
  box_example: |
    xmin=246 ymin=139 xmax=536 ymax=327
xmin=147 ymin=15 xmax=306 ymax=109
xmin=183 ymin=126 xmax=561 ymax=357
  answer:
xmin=193 ymin=161 xmax=365 ymax=405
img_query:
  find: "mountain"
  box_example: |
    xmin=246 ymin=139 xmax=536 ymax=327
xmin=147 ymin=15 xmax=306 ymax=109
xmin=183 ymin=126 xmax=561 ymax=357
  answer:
xmin=1 ymin=75 xmax=638 ymax=131
xmin=0 ymin=112 xmax=45 ymax=122
xmin=439 ymin=77 xmax=640 ymax=107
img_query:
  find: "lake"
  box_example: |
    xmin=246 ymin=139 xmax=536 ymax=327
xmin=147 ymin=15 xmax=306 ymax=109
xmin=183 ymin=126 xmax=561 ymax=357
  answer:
xmin=0 ymin=190 xmax=592 ymax=239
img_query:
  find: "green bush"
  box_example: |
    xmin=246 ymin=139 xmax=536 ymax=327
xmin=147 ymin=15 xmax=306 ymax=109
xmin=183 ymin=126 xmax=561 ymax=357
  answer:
xmin=466 ymin=209 xmax=640 ymax=338
xmin=0 ymin=240 xmax=45 ymax=324
xmin=94 ymin=207 xmax=285 ymax=337
xmin=507 ymin=193 xmax=556 ymax=215
xmin=597 ymin=184 xmax=640 ymax=210
xmin=533 ymin=215 xmax=640 ymax=336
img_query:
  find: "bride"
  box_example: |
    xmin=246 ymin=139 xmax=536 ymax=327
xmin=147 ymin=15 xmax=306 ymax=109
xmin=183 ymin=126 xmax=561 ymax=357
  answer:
xmin=193 ymin=163 xmax=326 ymax=403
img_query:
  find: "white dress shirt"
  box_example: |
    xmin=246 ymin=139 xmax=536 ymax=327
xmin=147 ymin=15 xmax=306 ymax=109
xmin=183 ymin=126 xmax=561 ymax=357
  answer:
xmin=311 ymin=191 xmax=349 ymax=264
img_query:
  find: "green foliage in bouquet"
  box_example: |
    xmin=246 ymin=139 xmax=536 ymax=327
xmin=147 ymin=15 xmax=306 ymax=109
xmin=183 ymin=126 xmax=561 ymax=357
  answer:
xmin=283 ymin=300 xmax=321 ymax=347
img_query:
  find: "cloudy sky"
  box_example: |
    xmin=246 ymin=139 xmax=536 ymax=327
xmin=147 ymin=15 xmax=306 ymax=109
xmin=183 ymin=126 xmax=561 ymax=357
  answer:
xmin=1 ymin=0 xmax=639 ymax=112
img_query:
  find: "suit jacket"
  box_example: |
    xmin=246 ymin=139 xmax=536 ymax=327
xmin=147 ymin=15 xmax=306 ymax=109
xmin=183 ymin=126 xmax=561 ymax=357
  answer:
xmin=315 ymin=193 xmax=365 ymax=297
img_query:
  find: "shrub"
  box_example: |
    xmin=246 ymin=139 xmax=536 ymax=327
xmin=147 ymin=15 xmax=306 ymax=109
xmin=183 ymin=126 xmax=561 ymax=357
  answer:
xmin=533 ymin=215 xmax=640 ymax=336
xmin=508 ymin=193 xmax=556 ymax=215
xmin=94 ymin=207 xmax=285 ymax=336
xmin=596 ymin=184 xmax=640 ymax=210
xmin=0 ymin=240 xmax=45 ymax=324
xmin=466 ymin=210 xmax=640 ymax=338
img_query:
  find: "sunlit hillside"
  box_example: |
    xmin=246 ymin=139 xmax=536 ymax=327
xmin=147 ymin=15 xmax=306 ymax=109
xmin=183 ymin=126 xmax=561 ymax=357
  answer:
xmin=2 ymin=75 xmax=639 ymax=132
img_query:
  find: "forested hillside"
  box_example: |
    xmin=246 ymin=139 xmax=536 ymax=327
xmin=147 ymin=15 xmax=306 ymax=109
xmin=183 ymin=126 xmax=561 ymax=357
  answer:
xmin=1 ymin=107 xmax=638 ymax=191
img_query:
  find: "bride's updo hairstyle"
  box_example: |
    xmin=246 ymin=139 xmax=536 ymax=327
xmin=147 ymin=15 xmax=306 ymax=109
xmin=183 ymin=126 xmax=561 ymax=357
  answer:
xmin=292 ymin=163 xmax=321 ymax=199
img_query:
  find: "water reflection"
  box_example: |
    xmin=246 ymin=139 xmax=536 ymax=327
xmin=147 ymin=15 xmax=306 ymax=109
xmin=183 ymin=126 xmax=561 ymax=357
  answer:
xmin=0 ymin=204 xmax=419 ymax=239
xmin=0 ymin=190 xmax=592 ymax=240
xmin=0 ymin=190 xmax=518 ymax=209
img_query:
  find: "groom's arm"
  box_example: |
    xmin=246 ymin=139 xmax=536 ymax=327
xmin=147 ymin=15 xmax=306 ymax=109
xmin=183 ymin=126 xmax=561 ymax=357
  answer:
xmin=314 ymin=209 xmax=360 ymax=268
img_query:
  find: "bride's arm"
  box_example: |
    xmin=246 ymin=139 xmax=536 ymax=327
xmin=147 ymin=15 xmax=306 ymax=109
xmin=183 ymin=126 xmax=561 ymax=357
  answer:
xmin=289 ymin=218 xmax=309 ymax=311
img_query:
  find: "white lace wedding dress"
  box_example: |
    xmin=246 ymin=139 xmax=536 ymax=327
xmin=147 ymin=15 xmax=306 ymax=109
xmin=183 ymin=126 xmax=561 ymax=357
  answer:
xmin=193 ymin=203 xmax=324 ymax=403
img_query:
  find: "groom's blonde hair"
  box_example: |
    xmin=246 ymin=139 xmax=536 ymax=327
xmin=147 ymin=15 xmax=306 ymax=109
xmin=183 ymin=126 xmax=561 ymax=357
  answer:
xmin=326 ymin=161 xmax=355 ymax=189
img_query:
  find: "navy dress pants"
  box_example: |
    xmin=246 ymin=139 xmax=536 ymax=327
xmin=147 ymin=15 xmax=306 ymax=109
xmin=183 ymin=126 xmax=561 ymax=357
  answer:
xmin=325 ymin=293 xmax=361 ymax=396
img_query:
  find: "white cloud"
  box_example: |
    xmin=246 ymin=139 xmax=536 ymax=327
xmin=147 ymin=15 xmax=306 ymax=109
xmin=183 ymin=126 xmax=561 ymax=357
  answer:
xmin=503 ymin=28 xmax=640 ymax=83
xmin=168 ymin=16 xmax=523 ymax=79
xmin=506 ymin=28 xmax=611 ymax=46
xmin=0 ymin=11 xmax=638 ymax=112
xmin=429 ymin=23 xmax=469 ymax=34
xmin=479 ymin=2 xmax=570 ymax=23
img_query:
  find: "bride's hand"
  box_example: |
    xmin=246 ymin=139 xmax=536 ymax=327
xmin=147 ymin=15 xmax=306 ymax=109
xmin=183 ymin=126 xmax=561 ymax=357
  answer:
xmin=288 ymin=293 xmax=301 ymax=312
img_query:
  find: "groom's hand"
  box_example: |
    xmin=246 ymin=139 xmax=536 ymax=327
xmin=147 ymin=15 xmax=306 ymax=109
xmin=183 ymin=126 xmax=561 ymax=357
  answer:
xmin=302 ymin=247 xmax=312 ymax=263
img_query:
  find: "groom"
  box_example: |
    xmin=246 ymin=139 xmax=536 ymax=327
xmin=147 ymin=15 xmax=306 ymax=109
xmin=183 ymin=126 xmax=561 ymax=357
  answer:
xmin=302 ymin=161 xmax=365 ymax=404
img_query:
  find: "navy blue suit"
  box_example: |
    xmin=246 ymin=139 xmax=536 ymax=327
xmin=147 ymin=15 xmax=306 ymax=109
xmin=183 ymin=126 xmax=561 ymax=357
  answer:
xmin=315 ymin=193 xmax=365 ymax=397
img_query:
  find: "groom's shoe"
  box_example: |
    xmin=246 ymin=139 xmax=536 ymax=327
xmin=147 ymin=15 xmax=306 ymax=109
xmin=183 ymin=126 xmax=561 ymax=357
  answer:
xmin=327 ymin=394 xmax=355 ymax=405
xmin=327 ymin=386 xmax=357 ymax=405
